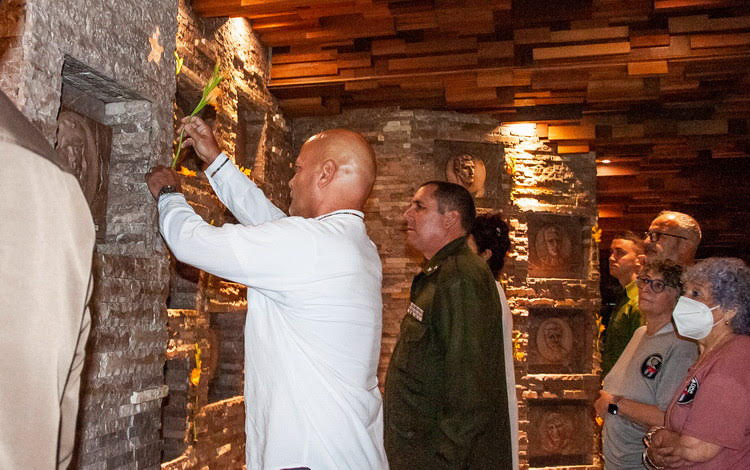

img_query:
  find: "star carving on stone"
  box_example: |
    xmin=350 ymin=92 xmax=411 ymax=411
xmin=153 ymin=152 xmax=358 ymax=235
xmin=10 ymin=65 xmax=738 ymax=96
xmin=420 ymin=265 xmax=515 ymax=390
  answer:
xmin=148 ymin=27 xmax=164 ymax=64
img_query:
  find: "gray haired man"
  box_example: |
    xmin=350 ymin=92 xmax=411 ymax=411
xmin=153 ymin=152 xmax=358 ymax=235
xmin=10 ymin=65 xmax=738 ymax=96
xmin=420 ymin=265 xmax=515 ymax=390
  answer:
xmin=644 ymin=211 xmax=701 ymax=266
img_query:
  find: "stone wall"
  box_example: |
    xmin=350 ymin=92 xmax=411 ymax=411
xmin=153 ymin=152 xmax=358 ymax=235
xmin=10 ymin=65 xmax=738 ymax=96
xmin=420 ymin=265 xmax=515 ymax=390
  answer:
xmin=0 ymin=0 xmax=291 ymax=468
xmin=504 ymin=125 xmax=601 ymax=469
xmin=0 ymin=0 xmax=25 ymax=102
xmin=293 ymin=109 xmax=601 ymax=469
xmin=1 ymin=0 xmax=178 ymax=468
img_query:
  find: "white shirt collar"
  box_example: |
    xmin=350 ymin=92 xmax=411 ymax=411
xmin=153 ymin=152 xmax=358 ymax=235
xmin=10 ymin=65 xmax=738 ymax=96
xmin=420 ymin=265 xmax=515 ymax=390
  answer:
xmin=316 ymin=210 xmax=364 ymax=221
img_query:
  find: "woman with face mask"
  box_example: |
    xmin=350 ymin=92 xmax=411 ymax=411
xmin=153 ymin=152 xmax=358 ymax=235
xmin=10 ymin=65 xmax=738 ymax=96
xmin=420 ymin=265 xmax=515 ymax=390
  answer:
xmin=644 ymin=257 xmax=750 ymax=469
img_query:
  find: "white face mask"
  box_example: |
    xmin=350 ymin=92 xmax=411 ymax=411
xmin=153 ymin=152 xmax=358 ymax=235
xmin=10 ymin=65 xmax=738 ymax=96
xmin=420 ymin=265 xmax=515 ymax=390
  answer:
xmin=672 ymin=296 xmax=720 ymax=340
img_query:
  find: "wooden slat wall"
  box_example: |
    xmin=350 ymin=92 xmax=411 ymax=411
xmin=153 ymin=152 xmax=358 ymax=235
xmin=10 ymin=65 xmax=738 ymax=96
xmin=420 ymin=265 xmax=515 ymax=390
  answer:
xmin=192 ymin=0 xmax=750 ymax=256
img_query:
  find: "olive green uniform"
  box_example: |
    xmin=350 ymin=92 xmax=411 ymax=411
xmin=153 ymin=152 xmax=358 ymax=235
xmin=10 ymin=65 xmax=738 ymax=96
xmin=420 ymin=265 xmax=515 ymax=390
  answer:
xmin=384 ymin=237 xmax=512 ymax=469
xmin=601 ymin=280 xmax=644 ymax=377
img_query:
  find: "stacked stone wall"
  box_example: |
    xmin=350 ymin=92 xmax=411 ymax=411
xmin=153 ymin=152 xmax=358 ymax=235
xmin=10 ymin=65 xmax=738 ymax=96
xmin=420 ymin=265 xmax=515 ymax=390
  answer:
xmin=0 ymin=0 xmax=291 ymax=468
xmin=0 ymin=1 xmax=178 ymax=467
xmin=0 ymin=0 xmax=25 ymax=102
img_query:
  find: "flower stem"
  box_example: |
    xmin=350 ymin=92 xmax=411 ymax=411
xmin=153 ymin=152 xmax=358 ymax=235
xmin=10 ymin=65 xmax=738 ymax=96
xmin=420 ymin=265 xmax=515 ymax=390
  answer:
xmin=171 ymin=128 xmax=186 ymax=169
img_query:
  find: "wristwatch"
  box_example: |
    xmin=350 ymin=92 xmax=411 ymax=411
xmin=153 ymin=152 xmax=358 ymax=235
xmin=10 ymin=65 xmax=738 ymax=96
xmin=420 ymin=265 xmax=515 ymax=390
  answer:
xmin=158 ymin=185 xmax=179 ymax=198
xmin=607 ymin=402 xmax=619 ymax=415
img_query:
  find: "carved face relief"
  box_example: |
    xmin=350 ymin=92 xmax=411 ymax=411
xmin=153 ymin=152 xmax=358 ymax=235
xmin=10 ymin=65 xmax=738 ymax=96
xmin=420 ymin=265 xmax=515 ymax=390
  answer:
xmin=445 ymin=154 xmax=486 ymax=197
xmin=56 ymin=111 xmax=100 ymax=204
xmin=527 ymin=214 xmax=585 ymax=279
xmin=537 ymin=317 xmax=573 ymax=363
xmin=540 ymin=412 xmax=574 ymax=453
xmin=536 ymin=224 xmax=571 ymax=268
xmin=453 ymin=154 xmax=475 ymax=185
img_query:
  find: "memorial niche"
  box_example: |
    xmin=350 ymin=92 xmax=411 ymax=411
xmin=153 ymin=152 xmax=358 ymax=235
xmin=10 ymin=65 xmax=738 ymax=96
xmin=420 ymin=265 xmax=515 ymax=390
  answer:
xmin=55 ymin=109 xmax=111 ymax=242
xmin=528 ymin=402 xmax=592 ymax=467
xmin=528 ymin=307 xmax=585 ymax=374
xmin=527 ymin=213 xmax=584 ymax=279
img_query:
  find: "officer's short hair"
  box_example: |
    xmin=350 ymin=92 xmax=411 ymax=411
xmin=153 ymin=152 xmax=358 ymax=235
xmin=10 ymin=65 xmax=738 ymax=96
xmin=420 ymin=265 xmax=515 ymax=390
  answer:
xmin=420 ymin=181 xmax=476 ymax=232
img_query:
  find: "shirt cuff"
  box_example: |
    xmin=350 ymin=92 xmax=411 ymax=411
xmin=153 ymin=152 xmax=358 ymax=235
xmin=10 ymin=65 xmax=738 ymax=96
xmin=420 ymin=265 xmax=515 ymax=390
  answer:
xmin=157 ymin=192 xmax=187 ymax=211
xmin=206 ymin=152 xmax=229 ymax=178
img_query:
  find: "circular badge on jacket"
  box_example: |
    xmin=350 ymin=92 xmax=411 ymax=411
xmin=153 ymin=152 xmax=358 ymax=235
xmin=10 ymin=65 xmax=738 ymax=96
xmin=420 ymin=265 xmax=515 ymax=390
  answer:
xmin=641 ymin=354 xmax=663 ymax=379
xmin=677 ymin=377 xmax=699 ymax=404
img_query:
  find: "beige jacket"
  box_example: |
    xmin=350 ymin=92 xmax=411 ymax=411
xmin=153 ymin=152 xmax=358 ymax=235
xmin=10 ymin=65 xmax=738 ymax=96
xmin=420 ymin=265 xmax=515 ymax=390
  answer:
xmin=0 ymin=90 xmax=95 ymax=469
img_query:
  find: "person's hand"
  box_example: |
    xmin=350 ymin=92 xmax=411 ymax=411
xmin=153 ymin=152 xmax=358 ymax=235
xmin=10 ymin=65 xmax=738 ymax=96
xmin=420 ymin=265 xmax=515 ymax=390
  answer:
xmin=145 ymin=165 xmax=180 ymax=200
xmin=179 ymin=116 xmax=221 ymax=165
xmin=594 ymin=390 xmax=614 ymax=418
xmin=647 ymin=427 xmax=686 ymax=468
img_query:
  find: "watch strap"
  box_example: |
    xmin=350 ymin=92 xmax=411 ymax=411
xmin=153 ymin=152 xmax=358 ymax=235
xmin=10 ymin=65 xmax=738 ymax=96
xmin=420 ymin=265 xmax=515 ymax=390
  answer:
xmin=158 ymin=185 xmax=179 ymax=198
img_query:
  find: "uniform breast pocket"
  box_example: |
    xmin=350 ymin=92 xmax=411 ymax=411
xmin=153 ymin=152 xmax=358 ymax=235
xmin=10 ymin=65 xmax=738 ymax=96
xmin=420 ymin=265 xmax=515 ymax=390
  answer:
xmin=393 ymin=316 xmax=429 ymax=378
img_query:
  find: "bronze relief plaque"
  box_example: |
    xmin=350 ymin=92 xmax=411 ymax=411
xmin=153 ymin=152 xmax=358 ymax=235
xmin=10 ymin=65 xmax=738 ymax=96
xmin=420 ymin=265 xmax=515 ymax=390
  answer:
xmin=528 ymin=307 xmax=585 ymax=374
xmin=55 ymin=108 xmax=112 ymax=242
xmin=528 ymin=402 xmax=592 ymax=467
xmin=433 ymin=140 xmax=503 ymax=201
xmin=527 ymin=213 xmax=585 ymax=279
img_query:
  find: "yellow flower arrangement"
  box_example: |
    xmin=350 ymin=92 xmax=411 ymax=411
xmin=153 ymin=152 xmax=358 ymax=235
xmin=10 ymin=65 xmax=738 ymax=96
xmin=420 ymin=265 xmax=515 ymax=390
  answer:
xmin=591 ymin=224 xmax=602 ymax=245
xmin=190 ymin=343 xmax=202 ymax=386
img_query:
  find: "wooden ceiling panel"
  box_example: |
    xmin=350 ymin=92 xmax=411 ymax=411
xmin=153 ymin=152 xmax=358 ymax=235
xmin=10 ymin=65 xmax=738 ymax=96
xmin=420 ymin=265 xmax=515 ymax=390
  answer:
xmin=191 ymin=0 xmax=750 ymax=254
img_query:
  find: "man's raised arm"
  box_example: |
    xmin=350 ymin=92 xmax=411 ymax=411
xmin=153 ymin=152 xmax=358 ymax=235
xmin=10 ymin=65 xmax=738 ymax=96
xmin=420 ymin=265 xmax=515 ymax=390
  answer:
xmin=180 ymin=116 xmax=285 ymax=225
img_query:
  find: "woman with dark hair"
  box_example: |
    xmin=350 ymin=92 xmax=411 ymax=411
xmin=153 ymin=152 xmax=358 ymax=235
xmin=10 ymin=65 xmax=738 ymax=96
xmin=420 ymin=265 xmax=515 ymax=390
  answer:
xmin=645 ymin=257 xmax=750 ymax=469
xmin=468 ymin=212 xmax=518 ymax=469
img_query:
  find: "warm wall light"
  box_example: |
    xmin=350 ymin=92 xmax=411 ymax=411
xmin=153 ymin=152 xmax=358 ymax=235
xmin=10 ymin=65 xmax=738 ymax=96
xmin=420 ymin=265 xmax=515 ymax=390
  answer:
xmin=229 ymin=16 xmax=252 ymax=40
xmin=505 ymin=123 xmax=537 ymax=137
xmin=600 ymin=159 xmax=611 ymax=164
xmin=515 ymin=198 xmax=543 ymax=212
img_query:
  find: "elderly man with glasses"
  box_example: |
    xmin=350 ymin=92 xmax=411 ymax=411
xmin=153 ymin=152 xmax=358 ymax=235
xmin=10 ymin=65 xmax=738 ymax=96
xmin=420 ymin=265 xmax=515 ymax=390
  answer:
xmin=594 ymin=260 xmax=698 ymax=470
xmin=644 ymin=211 xmax=701 ymax=266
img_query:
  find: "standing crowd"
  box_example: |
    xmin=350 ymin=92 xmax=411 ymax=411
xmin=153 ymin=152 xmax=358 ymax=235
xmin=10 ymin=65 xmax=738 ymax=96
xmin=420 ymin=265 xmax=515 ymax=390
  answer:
xmin=147 ymin=118 xmax=750 ymax=470
xmin=3 ymin=90 xmax=749 ymax=470
xmin=597 ymin=213 xmax=750 ymax=469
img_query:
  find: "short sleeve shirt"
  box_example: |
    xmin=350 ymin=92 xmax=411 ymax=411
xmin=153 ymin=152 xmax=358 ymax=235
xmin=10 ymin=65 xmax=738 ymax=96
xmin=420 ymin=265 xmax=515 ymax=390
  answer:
xmin=665 ymin=335 xmax=750 ymax=469
xmin=602 ymin=323 xmax=698 ymax=469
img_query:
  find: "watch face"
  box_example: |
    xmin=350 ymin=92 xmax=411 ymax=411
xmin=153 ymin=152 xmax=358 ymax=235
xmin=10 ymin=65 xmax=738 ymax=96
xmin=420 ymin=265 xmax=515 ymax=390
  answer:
xmin=607 ymin=403 xmax=618 ymax=415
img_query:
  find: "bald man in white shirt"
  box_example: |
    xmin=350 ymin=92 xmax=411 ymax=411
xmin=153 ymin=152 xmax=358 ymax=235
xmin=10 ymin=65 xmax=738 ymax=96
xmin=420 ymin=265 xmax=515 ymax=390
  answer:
xmin=146 ymin=117 xmax=387 ymax=470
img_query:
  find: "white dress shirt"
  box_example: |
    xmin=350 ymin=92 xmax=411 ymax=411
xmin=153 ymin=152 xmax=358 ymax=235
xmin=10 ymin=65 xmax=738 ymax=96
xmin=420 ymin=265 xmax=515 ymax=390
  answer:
xmin=158 ymin=153 xmax=388 ymax=470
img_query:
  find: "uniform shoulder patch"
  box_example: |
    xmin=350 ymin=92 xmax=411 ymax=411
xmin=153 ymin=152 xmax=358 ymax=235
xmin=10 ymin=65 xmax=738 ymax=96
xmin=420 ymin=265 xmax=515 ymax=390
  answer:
xmin=677 ymin=377 xmax=699 ymax=405
xmin=641 ymin=353 xmax=663 ymax=379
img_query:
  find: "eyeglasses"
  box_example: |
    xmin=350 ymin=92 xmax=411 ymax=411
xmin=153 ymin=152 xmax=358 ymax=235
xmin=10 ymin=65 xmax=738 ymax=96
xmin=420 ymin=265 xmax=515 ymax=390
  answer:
xmin=644 ymin=230 xmax=688 ymax=242
xmin=636 ymin=276 xmax=670 ymax=293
